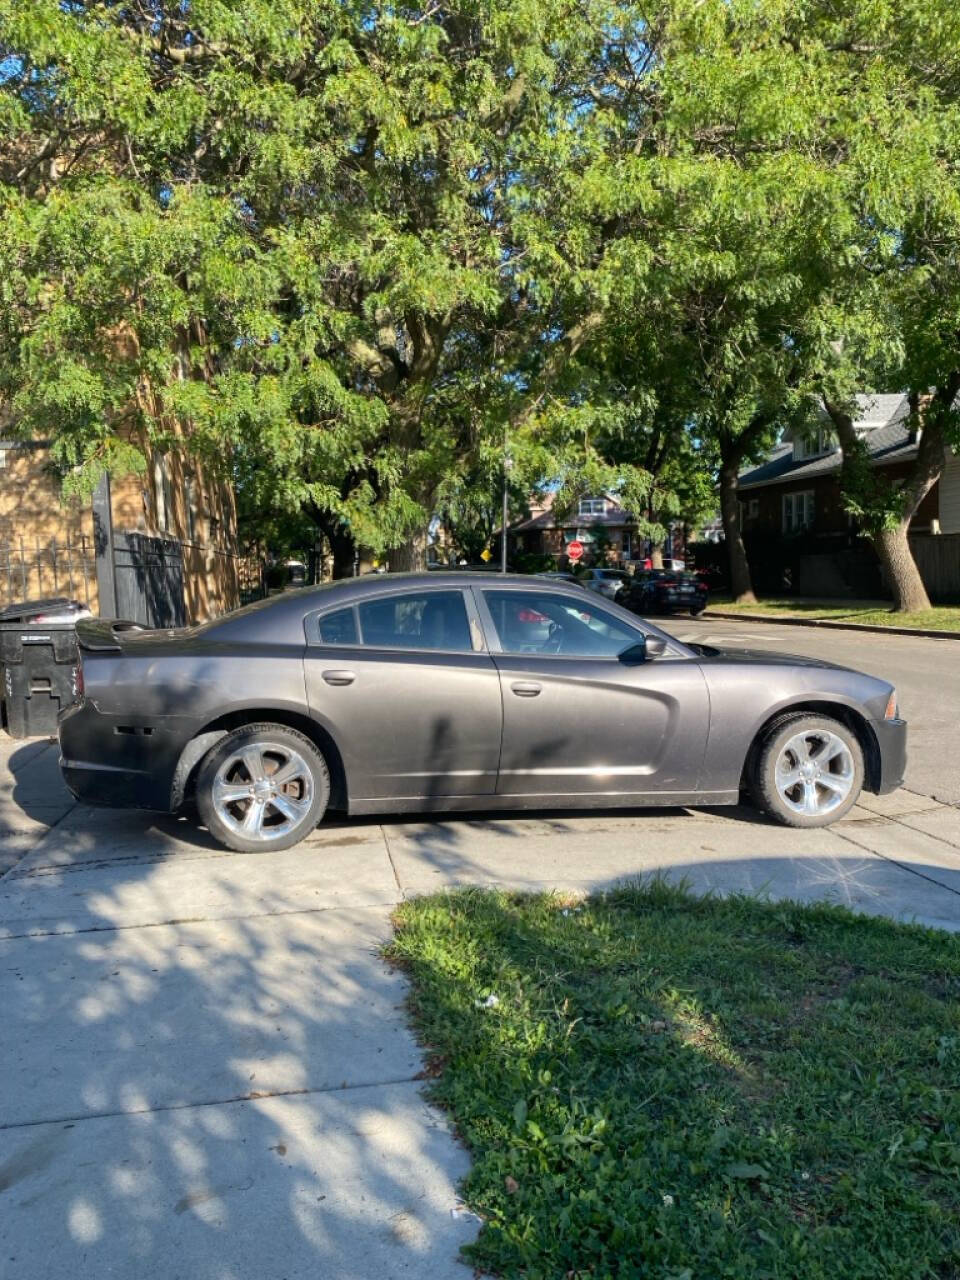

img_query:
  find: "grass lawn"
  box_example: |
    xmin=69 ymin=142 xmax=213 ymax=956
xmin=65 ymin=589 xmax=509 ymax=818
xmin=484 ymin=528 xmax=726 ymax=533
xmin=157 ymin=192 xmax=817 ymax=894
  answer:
xmin=708 ymin=596 xmax=960 ymax=632
xmin=389 ymin=884 xmax=960 ymax=1279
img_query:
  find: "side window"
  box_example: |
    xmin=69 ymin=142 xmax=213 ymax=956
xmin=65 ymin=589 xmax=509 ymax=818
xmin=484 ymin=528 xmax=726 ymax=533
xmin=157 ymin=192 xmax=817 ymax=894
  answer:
xmin=356 ymin=590 xmax=473 ymax=652
xmin=482 ymin=590 xmax=641 ymax=658
xmin=317 ymin=606 xmax=358 ymax=645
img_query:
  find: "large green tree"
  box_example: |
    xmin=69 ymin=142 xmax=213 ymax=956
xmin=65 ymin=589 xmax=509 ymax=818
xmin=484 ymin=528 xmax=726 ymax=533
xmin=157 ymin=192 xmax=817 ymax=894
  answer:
xmin=0 ymin=0 xmax=673 ymax=570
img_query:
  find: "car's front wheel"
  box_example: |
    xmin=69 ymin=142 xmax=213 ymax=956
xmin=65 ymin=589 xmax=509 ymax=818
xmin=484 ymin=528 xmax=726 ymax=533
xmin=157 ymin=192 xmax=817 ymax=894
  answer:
xmin=196 ymin=723 xmax=330 ymax=852
xmin=751 ymin=714 xmax=864 ymax=827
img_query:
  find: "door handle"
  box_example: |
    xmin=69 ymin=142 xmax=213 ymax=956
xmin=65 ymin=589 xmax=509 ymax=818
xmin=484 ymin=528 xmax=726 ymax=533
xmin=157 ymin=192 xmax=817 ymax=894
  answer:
xmin=321 ymin=670 xmax=356 ymax=686
xmin=511 ymin=681 xmax=542 ymax=697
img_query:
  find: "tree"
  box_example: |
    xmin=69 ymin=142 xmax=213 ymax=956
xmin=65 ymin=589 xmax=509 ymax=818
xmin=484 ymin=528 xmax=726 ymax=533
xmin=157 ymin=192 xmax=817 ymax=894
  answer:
xmin=0 ymin=0 xmax=673 ymax=569
xmin=655 ymin=0 xmax=960 ymax=611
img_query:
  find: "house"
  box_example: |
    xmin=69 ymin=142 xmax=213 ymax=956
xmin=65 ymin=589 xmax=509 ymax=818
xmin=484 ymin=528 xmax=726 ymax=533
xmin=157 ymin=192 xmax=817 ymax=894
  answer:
xmin=0 ymin=436 xmax=244 ymax=624
xmin=509 ymin=492 xmax=684 ymax=567
xmin=736 ymin=393 xmax=960 ymax=595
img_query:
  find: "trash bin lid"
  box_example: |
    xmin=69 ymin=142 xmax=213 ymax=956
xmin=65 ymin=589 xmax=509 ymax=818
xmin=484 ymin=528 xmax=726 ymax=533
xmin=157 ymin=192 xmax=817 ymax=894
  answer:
xmin=0 ymin=597 xmax=84 ymax=624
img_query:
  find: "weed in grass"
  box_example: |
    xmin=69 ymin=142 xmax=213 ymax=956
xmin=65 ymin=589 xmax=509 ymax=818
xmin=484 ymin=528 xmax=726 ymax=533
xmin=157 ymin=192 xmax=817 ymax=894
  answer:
xmin=388 ymin=884 xmax=960 ymax=1279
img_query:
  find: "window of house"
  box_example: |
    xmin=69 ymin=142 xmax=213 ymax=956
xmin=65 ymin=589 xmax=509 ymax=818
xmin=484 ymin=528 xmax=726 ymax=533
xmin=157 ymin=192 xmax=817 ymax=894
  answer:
xmin=578 ymin=498 xmax=607 ymax=515
xmin=185 ymin=474 xmax=199 ymax=543
xmin=782 ymin=490 xmax=815 ymax=534
xmin=152 ymin=452 xmax=175 ymax=534
xmin=0 ymin=448 xmax=7 ymax=469
xmin=748 ymin=498 xmax=759 ymax=519
xmin=794 ymin=429 xmax=834 ymax=461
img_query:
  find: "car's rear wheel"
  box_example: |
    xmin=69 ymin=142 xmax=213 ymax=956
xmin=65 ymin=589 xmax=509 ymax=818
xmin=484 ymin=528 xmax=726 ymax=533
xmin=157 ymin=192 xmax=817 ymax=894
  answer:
xmin=196 ymin=723 xmax=330 ymax=852
xmin=751 ymin=714 xmax=863 ymax=827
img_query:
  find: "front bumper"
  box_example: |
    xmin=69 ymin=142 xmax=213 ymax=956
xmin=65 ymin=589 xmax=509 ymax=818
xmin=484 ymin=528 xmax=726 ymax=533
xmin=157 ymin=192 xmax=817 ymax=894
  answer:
xmin=58 ymin=699 xmax=183 ymax=811
xmin=870 ymin=716 xmax=908 ymax=794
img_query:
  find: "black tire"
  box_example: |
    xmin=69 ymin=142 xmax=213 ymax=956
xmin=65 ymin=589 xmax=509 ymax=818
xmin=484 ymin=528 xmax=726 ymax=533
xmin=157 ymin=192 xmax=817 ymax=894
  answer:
xmin=690 ymin=605 xmax=705 ymax=616
xmin=196 ymin=722 xmax=330 ymax=852
xmin=751 ymin=714 xmax=863 ymax=828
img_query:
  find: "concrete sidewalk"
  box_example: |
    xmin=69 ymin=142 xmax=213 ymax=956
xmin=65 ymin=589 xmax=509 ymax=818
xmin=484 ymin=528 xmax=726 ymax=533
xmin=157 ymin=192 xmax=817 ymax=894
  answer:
xmin=2 ymin=742 xmax=960 ymax=1279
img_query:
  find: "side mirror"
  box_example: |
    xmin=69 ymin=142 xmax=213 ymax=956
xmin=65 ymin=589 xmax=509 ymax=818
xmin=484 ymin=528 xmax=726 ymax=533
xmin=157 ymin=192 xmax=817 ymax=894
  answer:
xmin=619 ymin=637 xmax=667 ymax=664
xmin=620 ymin=641 xmax=646 ymax=664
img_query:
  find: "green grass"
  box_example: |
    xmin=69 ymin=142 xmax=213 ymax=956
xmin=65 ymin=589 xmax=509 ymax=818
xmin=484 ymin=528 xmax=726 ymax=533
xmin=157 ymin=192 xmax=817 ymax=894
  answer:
xmin=389 ymin=884 xmax=960 ymax=1279
xmin=708 ymin=596 xmax=960 ymax=632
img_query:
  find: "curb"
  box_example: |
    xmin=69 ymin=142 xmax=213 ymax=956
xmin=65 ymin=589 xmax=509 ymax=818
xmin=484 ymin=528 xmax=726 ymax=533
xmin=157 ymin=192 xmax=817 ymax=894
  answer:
xmin=702 ymin=609 xmax=960 ymax=640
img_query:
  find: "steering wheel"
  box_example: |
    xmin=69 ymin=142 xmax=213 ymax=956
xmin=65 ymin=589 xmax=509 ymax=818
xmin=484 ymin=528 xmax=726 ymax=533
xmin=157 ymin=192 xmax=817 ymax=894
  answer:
xmin=542 ymin=621 xmax=564 ymax=653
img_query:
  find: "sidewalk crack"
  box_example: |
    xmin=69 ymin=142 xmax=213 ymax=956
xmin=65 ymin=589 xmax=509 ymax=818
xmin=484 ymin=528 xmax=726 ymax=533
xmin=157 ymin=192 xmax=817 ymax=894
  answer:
xmin=0 ymin=1076 xmax=425 ymax=1133
xmin=381 ymin=825 xmax=405 ymax=900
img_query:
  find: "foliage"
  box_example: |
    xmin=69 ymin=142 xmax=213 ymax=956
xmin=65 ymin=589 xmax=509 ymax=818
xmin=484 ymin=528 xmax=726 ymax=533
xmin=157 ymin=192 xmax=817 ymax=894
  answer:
xmin=0 ymin=0 xmax=676 ymax=557
xmin=390 ymin=883 xmax=960 ymax=1280
xmin=4 ymin=0 xmax=960 ymax=591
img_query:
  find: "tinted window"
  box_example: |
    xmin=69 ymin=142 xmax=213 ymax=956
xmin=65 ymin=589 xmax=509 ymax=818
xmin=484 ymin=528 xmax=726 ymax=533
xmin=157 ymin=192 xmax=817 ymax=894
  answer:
xmin=357 ymin=591 xmax=473 ymax=652
xmin=483 ymin=590 xmax=640 ymax=658
xmin=317 ymin=606 xmax=358 ymax=645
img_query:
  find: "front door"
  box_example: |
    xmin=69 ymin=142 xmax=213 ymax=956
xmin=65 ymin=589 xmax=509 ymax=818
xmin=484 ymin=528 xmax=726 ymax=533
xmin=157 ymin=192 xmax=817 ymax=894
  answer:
xmin=304 ymin=587 xmax=502 ymax=801
xmin=475 ymin=587 xmax=710 ymax=802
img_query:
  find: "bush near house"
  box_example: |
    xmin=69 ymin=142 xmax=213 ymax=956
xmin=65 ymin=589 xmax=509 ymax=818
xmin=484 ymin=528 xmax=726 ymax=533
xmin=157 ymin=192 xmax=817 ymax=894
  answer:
xmin=390 ymin=884 xmax=960 ymax=1280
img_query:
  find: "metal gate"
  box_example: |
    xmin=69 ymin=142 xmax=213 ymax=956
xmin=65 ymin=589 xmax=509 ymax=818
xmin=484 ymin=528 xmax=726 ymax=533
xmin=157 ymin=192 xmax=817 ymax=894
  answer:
xmin=113 ymin=533 xmax=186 ymax=628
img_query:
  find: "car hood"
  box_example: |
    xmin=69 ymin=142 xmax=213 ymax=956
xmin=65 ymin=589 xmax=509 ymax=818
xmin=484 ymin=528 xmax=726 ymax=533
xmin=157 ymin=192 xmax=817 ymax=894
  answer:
xmin=690 ymin=643 xmax=851 ymax=672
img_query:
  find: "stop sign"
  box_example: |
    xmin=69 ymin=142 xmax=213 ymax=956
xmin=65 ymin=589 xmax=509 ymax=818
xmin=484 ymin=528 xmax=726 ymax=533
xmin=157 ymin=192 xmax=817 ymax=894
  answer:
xmin=567 ymin=540 xmax=584 ymax=562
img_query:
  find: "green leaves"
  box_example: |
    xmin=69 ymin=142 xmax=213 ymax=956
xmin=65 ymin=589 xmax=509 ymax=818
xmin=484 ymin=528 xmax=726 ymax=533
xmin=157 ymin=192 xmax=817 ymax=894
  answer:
xmin=4 ymin=0 xmax=960 ymax=566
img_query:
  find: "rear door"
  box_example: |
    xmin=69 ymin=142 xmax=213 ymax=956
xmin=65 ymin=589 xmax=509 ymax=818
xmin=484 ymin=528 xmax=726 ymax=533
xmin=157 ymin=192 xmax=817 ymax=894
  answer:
xmin=475 ymin=586 xmax=710 ymax=802
xmin=304 ymin=586 xmax=502 ymax=801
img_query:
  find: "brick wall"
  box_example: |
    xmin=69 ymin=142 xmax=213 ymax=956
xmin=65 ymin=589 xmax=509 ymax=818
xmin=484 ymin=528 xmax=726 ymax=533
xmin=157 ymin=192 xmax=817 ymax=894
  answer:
xmin=0 ymin=439 xmax=240 ymax=620
xmin=0 ymin=442 xmax=98 ymax=608
xmin=740 ymin=462 xmax=940 ymax=538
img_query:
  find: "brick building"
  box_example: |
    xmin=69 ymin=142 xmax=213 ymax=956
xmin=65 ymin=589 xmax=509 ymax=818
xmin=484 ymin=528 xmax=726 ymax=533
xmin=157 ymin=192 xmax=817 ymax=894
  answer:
xmin=737 ymin=394 xmax=960 ymax=597
xmin=0 ymin=436 xmax=243 ymax=624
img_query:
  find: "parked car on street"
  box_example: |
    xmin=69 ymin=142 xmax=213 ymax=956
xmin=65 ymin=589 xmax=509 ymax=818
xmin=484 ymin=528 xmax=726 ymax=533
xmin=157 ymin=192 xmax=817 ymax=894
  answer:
xmin=579 ymin=567 xmax=633 ymax=599
xmin=618 ymin=570 xmax=709 ymax=617
xmin=59 ymin=573 xmax=905 ymax=850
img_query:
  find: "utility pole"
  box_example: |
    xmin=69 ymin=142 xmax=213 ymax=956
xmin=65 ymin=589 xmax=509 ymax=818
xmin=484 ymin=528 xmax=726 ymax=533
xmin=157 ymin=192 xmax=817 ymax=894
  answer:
xmin=501 ymin=443 xmax=511 ymax=574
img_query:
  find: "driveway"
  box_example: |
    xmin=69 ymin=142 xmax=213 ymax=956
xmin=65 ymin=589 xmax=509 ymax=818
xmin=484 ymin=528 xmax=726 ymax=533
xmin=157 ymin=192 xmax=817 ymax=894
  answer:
xmin=2 ymin=619 xmax=960 ymax=1278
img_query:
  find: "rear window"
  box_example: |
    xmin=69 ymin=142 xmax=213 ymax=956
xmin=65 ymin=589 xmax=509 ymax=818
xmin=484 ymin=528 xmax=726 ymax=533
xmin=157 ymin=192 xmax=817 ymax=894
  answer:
xmin=317 ymin=607 xmax=358 ymax=645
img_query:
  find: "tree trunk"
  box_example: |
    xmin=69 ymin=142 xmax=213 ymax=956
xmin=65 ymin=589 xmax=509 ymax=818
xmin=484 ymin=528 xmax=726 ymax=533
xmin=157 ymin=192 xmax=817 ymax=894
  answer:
xmin=823 ymin=391 xmax=954 ymax=613
xmin=875 ymin=524 xmax=931 ymax=612
xmin=718 ymin=457 xmax=756 ymax=603
xmin=649 ymin=543 xmax=664 ymax=569
xmin=328 ymin=526 xmax=356 ymax=580
xmin=388 ymin=526 xmax=429 ymax=572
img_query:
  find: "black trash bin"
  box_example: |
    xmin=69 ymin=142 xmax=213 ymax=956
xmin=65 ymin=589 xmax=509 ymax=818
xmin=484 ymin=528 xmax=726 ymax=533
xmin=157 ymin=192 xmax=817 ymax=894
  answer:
xmin=0 ymin=598 xmax=88 ymax=739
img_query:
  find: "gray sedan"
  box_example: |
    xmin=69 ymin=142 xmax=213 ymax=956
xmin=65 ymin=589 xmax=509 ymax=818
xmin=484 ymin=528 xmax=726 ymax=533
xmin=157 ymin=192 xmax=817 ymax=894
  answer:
xmin=59 ymin=572 xmax=906 ymax=852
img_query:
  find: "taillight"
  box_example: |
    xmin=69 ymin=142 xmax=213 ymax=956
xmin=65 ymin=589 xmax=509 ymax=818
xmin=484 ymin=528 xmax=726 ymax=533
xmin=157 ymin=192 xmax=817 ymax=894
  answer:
xmin=660 ymin=578 xmax=677 ymax=587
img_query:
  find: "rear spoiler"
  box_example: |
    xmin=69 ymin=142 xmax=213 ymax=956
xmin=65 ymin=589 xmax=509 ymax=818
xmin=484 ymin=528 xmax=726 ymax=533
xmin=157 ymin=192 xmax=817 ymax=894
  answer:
xmin=76 ymin=618 xmax=147 ymax=652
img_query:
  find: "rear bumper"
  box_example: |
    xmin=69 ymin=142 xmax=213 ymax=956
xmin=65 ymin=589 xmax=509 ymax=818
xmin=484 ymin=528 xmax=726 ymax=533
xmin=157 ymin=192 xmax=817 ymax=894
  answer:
xmin=870 ymin=716 xmax=908 ymax=794
xmin=58 ymin=699 xmax=183 ymax=811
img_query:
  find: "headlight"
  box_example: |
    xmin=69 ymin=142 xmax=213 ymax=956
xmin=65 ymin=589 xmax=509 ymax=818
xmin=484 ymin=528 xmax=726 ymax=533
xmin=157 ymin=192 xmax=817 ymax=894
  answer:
xmin=884 ymin=689 xmax=899 ymax=721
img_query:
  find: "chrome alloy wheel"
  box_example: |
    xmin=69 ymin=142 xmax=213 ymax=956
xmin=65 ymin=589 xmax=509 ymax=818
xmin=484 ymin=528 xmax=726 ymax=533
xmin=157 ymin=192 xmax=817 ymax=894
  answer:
xmin=211 ymin=742 xmax=315 ymax=843
xmin=775 ymin=729 xmax=855 ymax=818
